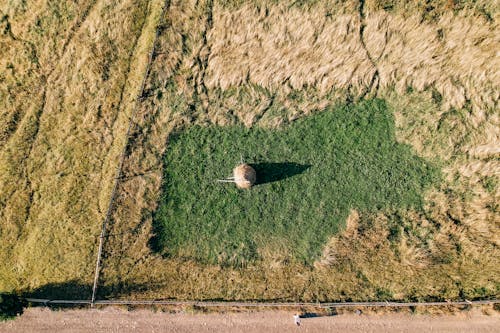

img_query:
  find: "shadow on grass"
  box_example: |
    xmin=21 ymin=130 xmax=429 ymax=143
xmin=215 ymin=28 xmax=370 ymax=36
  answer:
xmin=22 ymin=280 xmax=93 ymax=301
xmin=20 ymin=279 xmax=166 ymax=304
xmin=251 ymin=162 xmax=311 ymax=185
xmin=17 ymin=280 xmax=311 ymax=310
xmin=299 ymin=310 xmax=339 ymax=318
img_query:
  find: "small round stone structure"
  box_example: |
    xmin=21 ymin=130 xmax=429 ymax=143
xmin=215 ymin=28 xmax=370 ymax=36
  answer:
xmin=233 ymin=163 xmax=256 ymax=189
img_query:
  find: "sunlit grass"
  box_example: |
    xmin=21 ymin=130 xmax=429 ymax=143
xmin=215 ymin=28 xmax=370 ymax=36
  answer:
xmin=153 ymin=99 xmax=440 ymax=265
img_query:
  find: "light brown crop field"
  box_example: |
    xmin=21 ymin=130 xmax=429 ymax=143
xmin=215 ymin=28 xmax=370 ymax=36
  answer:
xmin=0 ymin=0 xmax=499 ymax=303
xmin=0 ymin=0 xmax=165 ymax=296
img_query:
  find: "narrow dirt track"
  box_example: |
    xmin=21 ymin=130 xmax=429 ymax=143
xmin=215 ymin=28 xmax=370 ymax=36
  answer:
xmin=1 ymin=307 xmax=499 ymax=333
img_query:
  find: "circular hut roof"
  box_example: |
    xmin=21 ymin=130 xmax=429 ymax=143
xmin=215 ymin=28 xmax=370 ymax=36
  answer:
xmin=233 ymin=164 xmax=256 ymax=189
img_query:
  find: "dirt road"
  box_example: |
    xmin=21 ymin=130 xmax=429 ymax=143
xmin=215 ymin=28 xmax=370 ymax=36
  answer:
xmin=1 ymin=307 xmax=498 ymax=333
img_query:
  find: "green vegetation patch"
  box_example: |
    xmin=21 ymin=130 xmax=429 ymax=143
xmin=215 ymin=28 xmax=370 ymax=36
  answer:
xmin=153 ymin=99 xmax=439 ymax=265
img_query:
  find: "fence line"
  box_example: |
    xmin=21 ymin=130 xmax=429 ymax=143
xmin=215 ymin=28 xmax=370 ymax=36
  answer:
xmin=85 ymin=0 xmax=498 ymax=311
xmin=26 ymin=298 xmax=499 ymax=308
xmin=90 ymin=0 xmax=170 ymax=306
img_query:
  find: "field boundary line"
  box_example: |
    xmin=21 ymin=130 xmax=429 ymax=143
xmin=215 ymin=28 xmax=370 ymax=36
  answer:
xmin=26 ymin=298 xmax=500 ymax=308
xmin=90 ymin=0 xmax=170 ymax=306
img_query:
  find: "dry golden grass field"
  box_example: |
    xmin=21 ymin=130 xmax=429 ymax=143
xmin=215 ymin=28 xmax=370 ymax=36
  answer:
xmin=1 ymin=0 xmax=499 ymax=304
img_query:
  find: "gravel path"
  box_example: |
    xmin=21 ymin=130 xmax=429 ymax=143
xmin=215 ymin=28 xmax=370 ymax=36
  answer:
xmin=1 ymin=307 xmax=498 ymax=333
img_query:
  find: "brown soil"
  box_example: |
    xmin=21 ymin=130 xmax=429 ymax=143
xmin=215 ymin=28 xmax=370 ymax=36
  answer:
xmin=1 ymin=307 xmax=498 ymax=333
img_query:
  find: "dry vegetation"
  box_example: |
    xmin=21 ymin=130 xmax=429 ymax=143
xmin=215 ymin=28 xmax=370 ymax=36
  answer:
xmin=1 ymin=0 xmax=498 ymax=303
xmin=96 ymin=0 xmax=499 ymax=302
xmin=0 ymin=0 xmax=165 ymax=293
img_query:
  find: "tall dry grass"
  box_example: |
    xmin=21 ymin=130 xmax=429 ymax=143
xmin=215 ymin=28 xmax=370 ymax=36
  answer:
xmin=206 ymin=4 xmax=373 ymax=93
xmin=206 ymin=2 xmax=498 ymax=114
xmin=0 ymin=0 xmax=163 ymax=293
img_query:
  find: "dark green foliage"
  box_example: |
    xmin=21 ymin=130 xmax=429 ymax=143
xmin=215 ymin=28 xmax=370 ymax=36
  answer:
xmin=153 ymin=99 xmax=439 ymax=265
xmin=0 ymin=293 xmax=26 ymax=321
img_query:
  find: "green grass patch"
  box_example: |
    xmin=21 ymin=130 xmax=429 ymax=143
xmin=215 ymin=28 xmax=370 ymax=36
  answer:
xmin=153 ymin=99 xmax=439 ymax=265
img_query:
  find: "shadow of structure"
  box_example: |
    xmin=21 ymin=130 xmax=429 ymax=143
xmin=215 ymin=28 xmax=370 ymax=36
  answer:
xmin=251 ymin=162 xmax=311 ymax=185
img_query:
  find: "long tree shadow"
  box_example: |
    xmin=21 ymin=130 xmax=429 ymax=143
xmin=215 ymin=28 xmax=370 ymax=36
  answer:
xmin=251 ymin=162 xmax=311 ymax=185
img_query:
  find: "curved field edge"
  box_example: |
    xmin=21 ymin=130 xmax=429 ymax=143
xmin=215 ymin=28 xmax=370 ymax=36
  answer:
xmin=96 ymin=0 xmax=498 ymax=302
xmin=0 ymin=0 xmax=165 ymax=294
